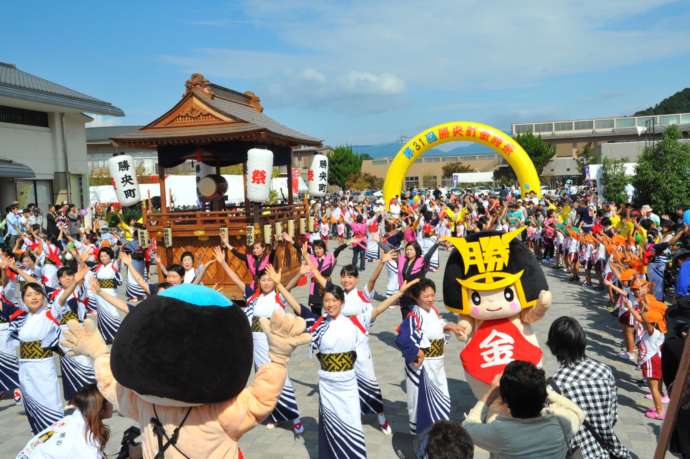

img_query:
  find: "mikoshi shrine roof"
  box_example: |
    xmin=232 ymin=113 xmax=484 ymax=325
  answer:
xmin=111 ymin=73 xmax=322 ymax=149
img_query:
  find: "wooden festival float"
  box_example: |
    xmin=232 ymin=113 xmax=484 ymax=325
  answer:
xmin=111 ymin=74 xmax=323 ymax=299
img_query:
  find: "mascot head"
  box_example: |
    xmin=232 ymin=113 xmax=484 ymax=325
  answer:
xmin=110 ymin=284 xmax=253 ymax=406
xmin=443 ymin=228 xmax=548 ymax=320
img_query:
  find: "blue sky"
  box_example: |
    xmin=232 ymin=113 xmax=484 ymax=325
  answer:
xmin=3 ymin=0 xmax=690 ymax=147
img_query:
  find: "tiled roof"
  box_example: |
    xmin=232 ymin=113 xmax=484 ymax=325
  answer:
xmin=198 ymin=89 xmax=320 ymax=145
xmin=86 ymin=125 xmax=143 ymax=142
xmin=113 ymin=77 xmax=321 ymax=147
xmin=0 ymin=62 xmax=124 ymax=116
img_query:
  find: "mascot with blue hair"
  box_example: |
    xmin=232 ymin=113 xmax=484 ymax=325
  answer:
xmin=61 ymin=284 xmax=310 ymax=458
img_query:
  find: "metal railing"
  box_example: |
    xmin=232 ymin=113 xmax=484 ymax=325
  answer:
xmin=513 ymin=113 xmax=690 ymax=137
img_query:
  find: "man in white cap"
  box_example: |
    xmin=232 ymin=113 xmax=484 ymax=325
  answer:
xmin=641 ymin=204 xmax=660 ymax=226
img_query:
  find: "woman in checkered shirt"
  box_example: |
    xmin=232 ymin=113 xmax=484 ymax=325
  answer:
xmin=547 ymin=316 xmax=632 ymax=458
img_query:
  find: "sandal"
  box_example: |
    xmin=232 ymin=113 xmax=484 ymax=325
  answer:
xmin=644 ymin=408 xmax=665 ymax=420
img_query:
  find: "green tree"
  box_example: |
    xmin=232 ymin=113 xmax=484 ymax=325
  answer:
xmin=575 ymin=142 xmax=599 ymax=178
xmin=346 ymin=172 xmax=383 ymax=190
xmin=493 ymin=165 xmax=516 ymax=186
xmin=632 ymin=125 xmax=690 ymax=214
xmin=634 ymin=88 xmax=690 ymax=116
xmin=358 ymin=153 xmax=373 ymax=160
xmin=601 ymin=158 xmax=629 ymax=204
xmin=513 ymin=133 xmax=556 ymax=175
xmin=442 ymin=161 xmax=476 ymax=177
xmin=328 ymin=145 xmax=363 ymax=188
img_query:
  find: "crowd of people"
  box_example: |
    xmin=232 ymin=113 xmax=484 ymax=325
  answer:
xmin=1 ymin=187 xmax=689 ymax=458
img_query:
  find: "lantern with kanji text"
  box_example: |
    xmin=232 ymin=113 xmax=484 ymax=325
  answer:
xmin=246 ymin=148 xmax=273 ymax=203
xmin=308 ymin=154 xmax=328 ymax=197
xmin=108 ymin=153 xmax=141 ymax=207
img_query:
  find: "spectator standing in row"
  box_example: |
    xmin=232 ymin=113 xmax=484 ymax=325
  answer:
xmin=67 ymin=205 xmax=81 ymax=238
xmin=5 ymin=203 xmax=23 ymax=248
xmin=547 ymin=317 xmax=631 ymax=458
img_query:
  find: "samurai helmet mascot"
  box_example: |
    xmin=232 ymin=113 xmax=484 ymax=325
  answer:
xmin=443 ymin=228 xmax=551 ymax=398
xmin=61 ymin=284 xmax=310 ymax=459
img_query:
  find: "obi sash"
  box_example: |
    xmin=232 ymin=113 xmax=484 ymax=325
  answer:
xmin=318 ymin=351 xmax=357 ymax=372
xmin=20 ymin=341 xmax=53 ymax=359
xmin=421 ymin=339 xmax=445 ymax=358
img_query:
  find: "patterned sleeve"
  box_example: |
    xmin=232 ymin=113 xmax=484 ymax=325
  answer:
xmin=114 ymin=265 xmax=122 ymax=286
xmin=298 ymin=305 xmax=318 ymax=329
xmin=0 ymin=295 xmax=24 ymax=322
xmin=395 ymin=314 xmax=422 ymax=364
xmin=357 ymin=306 xmax=373 ymax=331
xmin=41 ymin=320 xmax=61 ymax=349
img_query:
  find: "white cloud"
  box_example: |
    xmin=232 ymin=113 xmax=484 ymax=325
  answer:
xmin=164 ymin=0 xmax=690 ymax=115
xmin=302 ymin=68 xmax=327 ymax=84
xmin=86 ymin=115 xmax=123 ymax=127
xmin=341 ymin=71 xmax=404 ymax=95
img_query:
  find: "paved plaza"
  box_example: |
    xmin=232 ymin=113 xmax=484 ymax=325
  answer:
xmin=0 ymin=246 xmax=665 ymax=458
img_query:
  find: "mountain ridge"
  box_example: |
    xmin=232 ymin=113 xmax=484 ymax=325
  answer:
xmin=351 ymin=141 xmax=495 ymax=159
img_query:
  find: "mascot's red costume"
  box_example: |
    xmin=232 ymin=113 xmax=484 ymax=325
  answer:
xmin=61 ymin=284 xmax=310 ymax=458
xmin=443 ymin=228 xmax=551 ymax=398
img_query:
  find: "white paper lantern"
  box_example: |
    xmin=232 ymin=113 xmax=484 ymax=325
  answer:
xmin=108 ymin=154 xmax=141 ymax=207
xmin=246 ymin=148 xmax=273 ymax=203
xmin=308 ymin=154 xmax=329 ymax=197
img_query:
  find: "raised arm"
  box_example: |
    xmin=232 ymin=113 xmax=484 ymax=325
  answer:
xmin=212 ymin=246 xmax=245 ymax=291
xmin=284 ymin=262 xmax=309 ymax=292
xmin=266 ymin=265 xmax=302 ymax=315
xmin=302 ymin=243 xmax=328 ymax=289
xmin=154 ymin=254 xmax=168 ymax=277
xmin=192 ymin=258 xmax=215 ymax=285
xmin=8 ymin=258 xmax=38 ymax=284
xmin=119 ymin=251 xmax=151 ymax=295
xmin=332 ymin=242 xmax=349 ymax=259
xmin=603 ymin=278 xmax=626 ymax=296
xmin=370 ymin=278 xmax=419 ymax=321
xmin=57 ymin=267 xmax=88 ymax=307
xmin=367 ymin=249 xmax=395 ymax=294
xmin=423 ymin=241 xmax=441 ymax=265
xmin=88 ymin=276 xmax=130 ymax=314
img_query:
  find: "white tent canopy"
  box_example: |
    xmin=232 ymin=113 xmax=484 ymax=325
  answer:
xmin=452 ymin=172 xmax=494 ymax=185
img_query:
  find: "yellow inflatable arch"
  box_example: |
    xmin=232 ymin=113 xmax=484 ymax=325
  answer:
xmin=383 ymin=121 xmax=541 ymax=208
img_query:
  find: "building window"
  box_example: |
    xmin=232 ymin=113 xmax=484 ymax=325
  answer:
xmin=404 ymin=176 xmax=419 ymax=190
xmin=16 ymin=180 xmax=53 ymax=210
xmin=372 ymin=159 xmax=387 ymax=165
xmin=535 ymin=123 xmax=553 ymax=133
xmin=70 ymin=175 xmax=84 ymax=208
xmin=594 ymin=119 xmax=614 ymax=129
xmin=636 ymin=116 xmax=655 ymax=127
xmin=615 ymin=117 xmax=636 ymax=128
xmin=660 ymin=114 xmax=680 ymax=126
xmin=555 ymin=122 xmax=573 ymax=131
xmin=574 ymin=120 xmax=594 ymax=130
xmin=514 ymin=124 xmax=533 ymax=134
xmin=422 ymin=175 xmax=437 ymax=188
xmin=0 ymin=105 xmax=49 ymax=128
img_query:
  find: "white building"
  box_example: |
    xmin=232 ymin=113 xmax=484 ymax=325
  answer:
xmin=86 ymin=125 xmax=195 ymax=179
xmin=0 ymin=62 xmax=123 ymax=211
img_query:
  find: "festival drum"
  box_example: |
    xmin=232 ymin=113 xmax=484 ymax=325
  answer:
xmin=197 ymin=174 xmax=228 ymax=201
